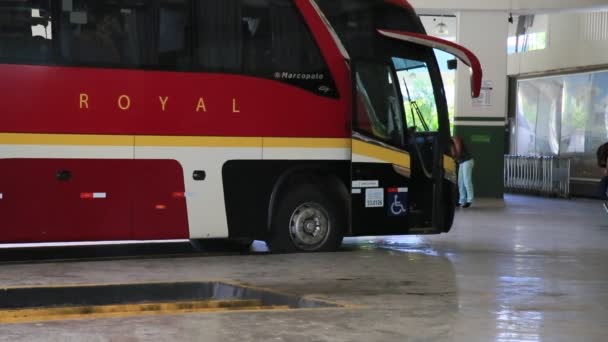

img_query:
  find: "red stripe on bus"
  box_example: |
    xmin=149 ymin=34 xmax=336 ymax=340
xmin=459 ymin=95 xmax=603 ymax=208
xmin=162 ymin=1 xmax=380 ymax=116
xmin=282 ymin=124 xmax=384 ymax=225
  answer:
xmin=0 ymin=63 xmax=349 ymax=138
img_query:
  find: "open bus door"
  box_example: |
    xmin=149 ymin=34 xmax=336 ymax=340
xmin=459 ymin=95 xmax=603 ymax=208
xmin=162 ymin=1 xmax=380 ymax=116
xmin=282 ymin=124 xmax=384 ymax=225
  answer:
xmin=350 ymin=31 xmax=482 ymax=236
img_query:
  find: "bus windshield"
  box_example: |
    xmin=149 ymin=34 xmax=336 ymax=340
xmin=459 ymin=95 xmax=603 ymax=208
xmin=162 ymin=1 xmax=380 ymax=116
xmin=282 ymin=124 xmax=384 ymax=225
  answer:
xmin=394 ymin=57 xmax=439 ymax=133
xmin=316 ymin=0 xmax=447 ymax=144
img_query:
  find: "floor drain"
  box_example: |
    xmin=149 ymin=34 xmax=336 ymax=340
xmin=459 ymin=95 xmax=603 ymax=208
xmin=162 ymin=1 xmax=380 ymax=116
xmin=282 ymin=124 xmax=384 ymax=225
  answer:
xmin=0 ymin=281 xmax=344 ymax=323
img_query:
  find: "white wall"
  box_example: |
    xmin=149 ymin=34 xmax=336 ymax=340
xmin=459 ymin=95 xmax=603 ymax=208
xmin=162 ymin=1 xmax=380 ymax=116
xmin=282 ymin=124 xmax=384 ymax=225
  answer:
xmin=508 ymin=11 xmax=608 ymax=75
xmin=419 ymin=16 xmax=458 ymax=41
xmin=455 ymin=12 xmax=509 ymax=120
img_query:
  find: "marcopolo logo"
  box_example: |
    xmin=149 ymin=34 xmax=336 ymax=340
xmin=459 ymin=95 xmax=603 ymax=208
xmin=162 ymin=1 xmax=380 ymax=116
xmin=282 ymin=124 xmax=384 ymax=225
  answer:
xmin=274 ymin=72 xmax=325 ymax=80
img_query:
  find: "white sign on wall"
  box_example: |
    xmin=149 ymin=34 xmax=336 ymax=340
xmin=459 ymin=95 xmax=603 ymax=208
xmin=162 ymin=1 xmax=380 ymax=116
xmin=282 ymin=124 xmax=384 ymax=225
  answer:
xmin=473 ymin=80 xmax=493 ymax=107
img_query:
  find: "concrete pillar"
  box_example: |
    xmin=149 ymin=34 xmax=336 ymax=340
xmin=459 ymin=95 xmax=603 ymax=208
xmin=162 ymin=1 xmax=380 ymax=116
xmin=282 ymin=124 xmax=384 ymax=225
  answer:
xmin=454 ymin=11 xmax=509 ymax=198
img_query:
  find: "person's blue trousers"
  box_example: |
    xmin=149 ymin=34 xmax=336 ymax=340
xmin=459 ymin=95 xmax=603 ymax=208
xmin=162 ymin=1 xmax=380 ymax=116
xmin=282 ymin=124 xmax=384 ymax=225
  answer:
xmin=458 ymin=159 xmax=475 ymax=204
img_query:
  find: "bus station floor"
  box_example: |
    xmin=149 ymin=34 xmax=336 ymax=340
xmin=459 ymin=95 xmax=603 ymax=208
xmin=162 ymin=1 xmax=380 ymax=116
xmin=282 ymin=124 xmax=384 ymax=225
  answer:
xmin=1 ymin=195 xmax=607 ymax=341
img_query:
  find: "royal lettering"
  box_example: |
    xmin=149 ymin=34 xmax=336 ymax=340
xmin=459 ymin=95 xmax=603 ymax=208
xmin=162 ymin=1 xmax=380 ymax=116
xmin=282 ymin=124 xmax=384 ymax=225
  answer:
xmin=159 ymin=96 xmax=169 ymax=111
xmin=78 ymin=94 xmax=242 ymax=114
xmin=196 ymin=97 xmax=207 ymax=112
xmin=232 ymin=98 xmax=240 ymax=113
xmin=118 ymin=95 xmax=131 ymax=111
xmin=79 ymin=93 xmax=89 ymax=109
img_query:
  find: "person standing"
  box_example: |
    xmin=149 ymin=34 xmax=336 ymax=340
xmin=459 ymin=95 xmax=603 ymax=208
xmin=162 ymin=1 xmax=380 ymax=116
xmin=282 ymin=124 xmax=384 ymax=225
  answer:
xmin=452 ymin=136 xmax=474 ymax=208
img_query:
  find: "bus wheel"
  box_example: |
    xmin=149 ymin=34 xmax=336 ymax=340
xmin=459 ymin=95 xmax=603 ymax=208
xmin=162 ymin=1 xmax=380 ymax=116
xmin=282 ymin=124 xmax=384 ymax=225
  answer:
xmin=268 ymin=184 xmax=344 ymax=253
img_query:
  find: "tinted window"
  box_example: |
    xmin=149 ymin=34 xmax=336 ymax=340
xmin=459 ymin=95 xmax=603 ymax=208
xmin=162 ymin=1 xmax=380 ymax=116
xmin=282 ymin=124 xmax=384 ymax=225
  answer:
xmin=271 ymin=0 xmax=336 ymax=96
xmin=195 ymin=0 xmax=336 ymax=97
xmin=0 ymin=0 xmax=53 ymax=63
xmin=195 ymin=1 xmax=243 ymax=72
xmin=315 ymin=0 xmax=422 ymax=60
xmin=0 ymin=0 xmax=336 ymax=97
xmin=158 ymin=0 xmax=192 ymax=70
xmin=59 ymin=0 xmax=154 ymax=67
xmin=194 ymin=0 xmax=272 ymax=75
xmin=355 ymin=62 xmax=405 ymax=148
xmin=242 ymin=2 xmax=272 ymax=74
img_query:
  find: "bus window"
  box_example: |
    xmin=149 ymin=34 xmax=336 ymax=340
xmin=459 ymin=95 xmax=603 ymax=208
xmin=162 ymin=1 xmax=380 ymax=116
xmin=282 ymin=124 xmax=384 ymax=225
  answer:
xmin=0 ymin=0 xmax=337 ymax=97
xmin=393 ymin=57 xmax=439 ymax=132
xmin=271 ymin=0 xmax=337 ymax=97
xmin=59 ymin=0 xmax=153 ymax=67
xmin=195 ymin=0 xmax=269 ymax=73
xmin=194 ymin=0 xmax=337 ymax=97
xmin=241 ymin=2 xmax=272 ymax=75
xmin=0 ymin=0 xmax=53 ymax=64
xmin=271 ymin=2 xmax=324 ymax=75
xmin=158 ymin=0 xmax=192 ymax=70
xmin=355 ymin=62 xmax=405 ymax=148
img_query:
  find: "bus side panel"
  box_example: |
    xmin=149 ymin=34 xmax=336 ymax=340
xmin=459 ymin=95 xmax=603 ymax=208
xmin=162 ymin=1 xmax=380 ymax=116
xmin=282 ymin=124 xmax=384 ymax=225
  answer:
xmin=0 ymin=65 xmax=141 ymax=136
xmin=0 ymin=159 xmax=133 ymax=243
xmin=351 ymin=163 xmax=411 ymax=236
xmin=0 ymin=64 xmax=348 ymax=139
xmin=59 ymin=159 xmax=134 ymax=241
xmin=131 ymin=159 xmax=189 ymax=240
xmin=222 ymin=160 xmax=350 ymax=241
xmin=221 ymin=160 xmax=289 ymax=241
xmin=134 ymin=142 xmax=263 ymax=240
xmin=0 ymin=159 xmax=58 ymax=242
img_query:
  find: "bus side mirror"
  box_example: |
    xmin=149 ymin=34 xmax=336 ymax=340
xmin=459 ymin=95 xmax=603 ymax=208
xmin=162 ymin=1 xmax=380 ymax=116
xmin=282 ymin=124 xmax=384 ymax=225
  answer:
xmin=447 ymin=59 xmax=457 ymax=70
xmin=377 ymin=29 xmax=483 ymax=98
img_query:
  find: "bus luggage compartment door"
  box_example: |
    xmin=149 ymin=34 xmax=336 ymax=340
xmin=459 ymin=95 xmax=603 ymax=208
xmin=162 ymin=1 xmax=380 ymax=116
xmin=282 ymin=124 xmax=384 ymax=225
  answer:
xmin=0 ymin=159 xmax=133 ymax=242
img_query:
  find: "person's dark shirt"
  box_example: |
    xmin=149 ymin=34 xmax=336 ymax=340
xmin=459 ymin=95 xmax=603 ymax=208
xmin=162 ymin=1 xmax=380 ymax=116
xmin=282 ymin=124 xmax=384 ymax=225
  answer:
xmin=457 ymin=142 xmax=473 ymax=163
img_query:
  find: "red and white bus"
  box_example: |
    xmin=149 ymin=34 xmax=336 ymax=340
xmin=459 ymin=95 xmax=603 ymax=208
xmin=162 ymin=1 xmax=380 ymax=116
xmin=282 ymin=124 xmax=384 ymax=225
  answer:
xmin=0 ymin=0 xmax=481 ymax=252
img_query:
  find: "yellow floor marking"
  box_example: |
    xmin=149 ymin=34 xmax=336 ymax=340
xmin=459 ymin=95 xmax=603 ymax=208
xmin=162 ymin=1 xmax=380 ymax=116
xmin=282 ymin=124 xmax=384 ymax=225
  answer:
xmin=0 ymin=299 xmax=277 ymax=324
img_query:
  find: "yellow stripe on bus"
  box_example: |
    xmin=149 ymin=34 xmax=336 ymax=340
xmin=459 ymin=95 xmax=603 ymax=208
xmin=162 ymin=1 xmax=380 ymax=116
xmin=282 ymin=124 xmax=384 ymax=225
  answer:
xmin=135 ymin=136 xmax=263 ymax=147
xmin=263 ymin=138 xmax=350 ymax=148
xmin=352 ymin=139 xmax=410 ymax=168
xmin=0 ymin=134 xmax=351 ymax=149
xmin=0 ymin=133 xmax=133 ymax=146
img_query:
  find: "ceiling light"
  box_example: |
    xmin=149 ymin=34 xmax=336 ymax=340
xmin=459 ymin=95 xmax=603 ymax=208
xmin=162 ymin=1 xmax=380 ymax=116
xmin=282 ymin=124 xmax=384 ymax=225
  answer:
xmin=435 ymin=20 xmax=449 ymax=35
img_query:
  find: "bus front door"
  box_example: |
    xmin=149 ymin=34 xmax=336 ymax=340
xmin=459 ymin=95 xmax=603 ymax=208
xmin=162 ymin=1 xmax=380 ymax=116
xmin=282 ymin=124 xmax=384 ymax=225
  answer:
xmin=350 ymin=61 xmax=418 ymax=237
xmin=349 ymin=28 xmax=484 ymax=236
xmin=377 ymin=29 xmax=484 ymax=234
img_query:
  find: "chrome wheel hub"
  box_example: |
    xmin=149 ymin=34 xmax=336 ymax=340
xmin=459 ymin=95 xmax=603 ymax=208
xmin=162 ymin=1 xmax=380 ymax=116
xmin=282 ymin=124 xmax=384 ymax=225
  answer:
xmin=289 ymin=202 xmax=330 ymax=251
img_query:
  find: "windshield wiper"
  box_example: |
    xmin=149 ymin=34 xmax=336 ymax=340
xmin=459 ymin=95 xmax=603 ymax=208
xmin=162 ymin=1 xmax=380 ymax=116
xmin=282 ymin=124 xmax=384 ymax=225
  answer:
xmin=402 ymin=76 xmax=429 ymax=132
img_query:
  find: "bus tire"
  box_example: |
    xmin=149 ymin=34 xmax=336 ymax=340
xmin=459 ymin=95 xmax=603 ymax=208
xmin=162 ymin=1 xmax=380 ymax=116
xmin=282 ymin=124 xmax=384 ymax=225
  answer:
xmin=268 ymin=184 xmax=345 ymax=253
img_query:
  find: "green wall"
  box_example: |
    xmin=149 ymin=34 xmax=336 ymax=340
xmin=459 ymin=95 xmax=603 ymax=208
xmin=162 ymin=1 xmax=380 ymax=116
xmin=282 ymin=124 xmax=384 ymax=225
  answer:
xmin=454 ymin=121 xmax=505 ymax=198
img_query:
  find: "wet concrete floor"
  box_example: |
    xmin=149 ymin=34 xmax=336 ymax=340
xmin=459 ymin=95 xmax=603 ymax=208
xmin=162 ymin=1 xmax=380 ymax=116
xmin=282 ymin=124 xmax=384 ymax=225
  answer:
xmin=0 ymin=194 xmax=607 ymax=341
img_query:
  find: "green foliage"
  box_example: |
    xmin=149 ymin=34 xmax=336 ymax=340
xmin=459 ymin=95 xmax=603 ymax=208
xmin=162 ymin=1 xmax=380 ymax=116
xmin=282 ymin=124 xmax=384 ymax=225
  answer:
xmin=402 ymin=72 xmax=439 ymax=132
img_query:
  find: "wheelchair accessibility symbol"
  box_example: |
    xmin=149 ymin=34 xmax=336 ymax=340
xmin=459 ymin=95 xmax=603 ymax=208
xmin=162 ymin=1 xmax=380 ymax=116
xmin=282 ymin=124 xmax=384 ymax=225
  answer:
xmin=387 ymin=188 xmax=408 ymax=217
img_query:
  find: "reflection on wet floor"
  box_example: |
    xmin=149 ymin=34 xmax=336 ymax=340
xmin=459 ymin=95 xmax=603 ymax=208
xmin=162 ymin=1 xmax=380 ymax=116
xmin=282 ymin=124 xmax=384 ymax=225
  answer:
xmin=346 ymin=236 xmax=441 ymax=256
xmin=347 ymin=195 xmax=608 ymax=341
xmin=345 ymin=239 xmax=546 ymax=341
xmin=0 ymin=195 xmax=606 ymax=341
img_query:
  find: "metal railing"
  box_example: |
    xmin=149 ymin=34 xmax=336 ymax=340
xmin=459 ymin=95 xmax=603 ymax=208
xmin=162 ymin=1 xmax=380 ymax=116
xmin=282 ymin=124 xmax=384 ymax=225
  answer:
xmin=504 ymin=155 xmax=571 ymax=198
